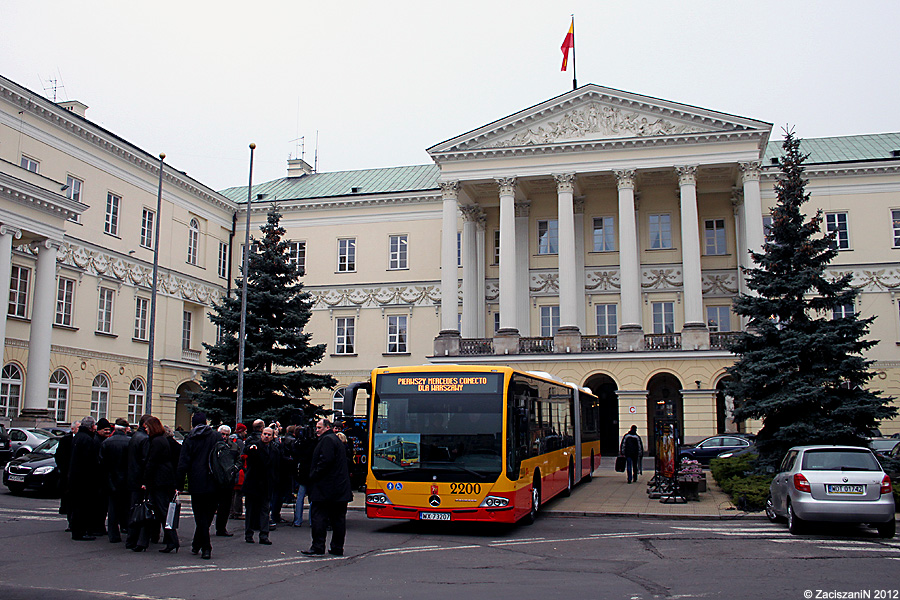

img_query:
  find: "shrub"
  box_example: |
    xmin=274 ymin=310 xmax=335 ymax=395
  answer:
xmin=710 ymin=453 xmax=773 ymax=512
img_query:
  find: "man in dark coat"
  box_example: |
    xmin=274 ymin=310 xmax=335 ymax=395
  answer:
xmin=213 ymin=425 xmax=239 ymax=537
xmin=302 ymin=419 xmax=353 ymax=556
xmin=176 ymin=412 xmax=219 ymax=559
xmin=99 ymin=418 xmax=131 ymax=543
xmin=619 ymin=425 xmax=644 ymax=484
xmin=55 ymin=419 xmax=80 ymax=531
xmin=125 ymin=414 xmax=152 ymax=549
xmin=242 ymin=422 xmax=276 ymax=544
xmin=69 ymin=416 xmax=101 ymax=540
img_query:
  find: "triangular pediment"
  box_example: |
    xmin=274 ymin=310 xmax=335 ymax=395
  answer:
xmin=428 ymin=84 xmax=771 ymax=156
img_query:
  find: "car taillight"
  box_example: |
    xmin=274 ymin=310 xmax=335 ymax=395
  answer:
xmin=793 ymin=473 xmax=811 ymax=493
xmin=881 ymin=474 xmax=892 ymax=495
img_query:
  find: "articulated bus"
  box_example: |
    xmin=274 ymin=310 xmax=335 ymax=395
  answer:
xmin=343 ymin=365 xmax=602 ymax=524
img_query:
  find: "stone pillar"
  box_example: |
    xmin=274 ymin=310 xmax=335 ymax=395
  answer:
xmin=681 ymin=388 xmax=719 ymax=441
xmin=731 ymin=188 xmax=747 ymax=296
xmin=740 ymin=161 xmax=765 ymax=259
xmin=19 ymin=239 xmax=61 ymax=426
xmin=615 ymin=170 xmax=644 ymax=351
xmin=554 ymin=173 xmax=579 ymax=332
xmin=496 ymin=177 xmax=520 ymax=353
xmin=460 ymin=205 xmax=481 ymax=338
xmin=677 ymin=166 xmax=709 ymax=350
xmin=514 ymin=199 xmax=531 ymax=337
xmin=574 ymin=197 xmax=587 ymax=333
xmin=0 ymin=225 xmax=22 ymax=364
xmin=435 ymin=181 xmax=461 ymax=356
xmin=475 ymin=214 xmax=487 ymax=338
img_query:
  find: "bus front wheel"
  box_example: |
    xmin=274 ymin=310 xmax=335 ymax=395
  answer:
xmin=523 ymin=474 xmax=541 ymax=525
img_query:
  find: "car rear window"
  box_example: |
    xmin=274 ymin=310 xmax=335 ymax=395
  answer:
xmin=801 ymin=449 xmax=880 ymax=471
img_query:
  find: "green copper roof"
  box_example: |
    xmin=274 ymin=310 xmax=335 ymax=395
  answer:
xmin=764 ymin=133 xmax=900 ymax=166
xmin=219 ymin=164 xmax=440 ymax=203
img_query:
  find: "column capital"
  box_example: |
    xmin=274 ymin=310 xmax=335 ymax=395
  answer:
xmin=615 ymin=169 xmax=636 ymax=190
xmin=676 ymin=165 xmax=698 ymax=186
xmin=0 ymin=225 xmax=22 ymax=239
xmin=496 ymin=177 xmax=517 ymax=197
xmin=573 ymin=197 xmax=585 ymax=214
xmin=459 ymin=204 xmax=483 ymax=222
xmin=739 ymin=161 xmax=762 ymax=182
xmin=553 ymin=173 xmax=576 ymax=193
xmin=514 ymin=199 xmax=530 ymax=218
xmin=31 ymin=239 xmax=63 ymax=253
xmin=439 ymin=180 xmax=461 ymax=199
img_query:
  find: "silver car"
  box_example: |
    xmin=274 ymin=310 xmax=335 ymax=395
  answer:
xmin=8 ymin=428 xmax=52 ymax=458
xmin=766 ymin=445 xmax=895 ymax=538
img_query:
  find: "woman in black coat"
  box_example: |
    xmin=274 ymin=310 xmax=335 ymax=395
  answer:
xmin=135 ymin=417 xmax=179 ymax=552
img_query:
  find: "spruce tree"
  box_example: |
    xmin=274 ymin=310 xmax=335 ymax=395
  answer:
xmin=196 ymin=206 xmax=336 ymax=425
xmin=725 ymin=130 xmax=896 ymax=468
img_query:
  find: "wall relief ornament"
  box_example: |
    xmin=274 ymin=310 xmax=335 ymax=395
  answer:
xmin=311 ymin=285 xmax=441 ymax=309
xmin=490 ymin=103 xmax=707 ymax=148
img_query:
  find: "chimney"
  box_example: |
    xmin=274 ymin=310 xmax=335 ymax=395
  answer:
xmin=287 ymin=158 xmax=314 ymax=177
xmin=58 ymin=100 xmax=88 ymax=117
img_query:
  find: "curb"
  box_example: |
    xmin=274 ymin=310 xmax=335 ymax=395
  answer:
xmin=542 ymin=509 xmax=768 ymax=520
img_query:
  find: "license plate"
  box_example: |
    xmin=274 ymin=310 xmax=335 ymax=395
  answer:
xmin=419 ymin=512 xmax=450 ymax=521
xmin=8 ymin=474 xmax=25 ymax=482
xmin=826 ymin=484 xmax=864 ymax=495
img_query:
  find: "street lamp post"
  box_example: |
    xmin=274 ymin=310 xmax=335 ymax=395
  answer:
xmin=146 ymin=152 xmax=165 ymax=415
xmin=236 ymin=143 xmax=256 ymax=425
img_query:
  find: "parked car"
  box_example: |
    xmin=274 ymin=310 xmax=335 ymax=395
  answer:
xmin=40 ymin=426 xmax=69 ymax=437
xmin=868 ymin=439 xmax=900 ymax=460
xmin=766 ymin=445 xmax=895 ymax=538
xmin=0 ymin=425 xmax=10 ymax=463
xmin=679 ymin=434 xmax=755 ymax=465
xmin=8 ymin=428 xmax=52 ymax=458
xmin=3 ymin=436 xmax=62 ymax=495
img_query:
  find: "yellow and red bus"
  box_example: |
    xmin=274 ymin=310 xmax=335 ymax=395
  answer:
xmin=343 ymin=365 xmax=601 ymax=524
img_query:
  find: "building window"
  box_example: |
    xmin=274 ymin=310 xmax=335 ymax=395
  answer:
xmin=66 ymin=176 xmax=84 ymax=202
xmin=20 ymin=155 xmax=39 ymax=173
xmin=493 ymin=230 xmax=500 ymax=264
xmin=707 ymin=306 xmax=731 ymax=332
xmin=187 ymin=218 xmax=200 ymax=265
xmin=592 ymin=216 xmax=615 ymax=252
xmin=649 ymin=214 xmax=672 ymax=249
xmin=595 ymin=304 xmax=617 ymax=336
xmin=540 ymin=305 xmax=560 ymax=337
xmin=217 ymin=241 xmax=229 ymax=279
xmin=457 ymin=232 xmax=462 ymax=267
xmin=833 ymin=302 xmax=855 ymax=320
xmin=335 ymin=317 xmax=355 ymax=354
xmin=105 ymin=192 xmax=121 ymax=236
xmin=0 ymin=364 xmax=22 ymax=418
xmin=91 ymin=374 xmax=110 ymax=420
xmin=288 ymin=241 xmax=305 ymax=274
xmin=892 ymin=210 xmax=900 ymax=248
xmin=55 ymin=277 xmax=75 ymax=327
xmin=704 ymin=219 xmax=727 ymax=255
xmin=337 ymin=238 xmax=356 ymax=272
xmin=652 ymin=302 xmax=675 ymax=334
xmin=389 ymin=235 xmax=408 ymax=270
xmin=9 ymin=265 xmax=30 ymax=318
xmin=141 ymin=208 xmax=155 ymax=249
xmin=182 ymin=310 xmax=192 ymax=350
xmin=97 ymin=287 xmax=115 ymax=334
xmin=48 ymin=369 xmax=69 ymax=424
xmin=494 ymin=312 xmax=501 ymax=333
xmin=134 ymin=297 xmax=148 ymax=340
xmin=128 ymin=379 xmax=144 ymax=426
xmin=332 ymin=388 xmax=345 ymax=418
xmin=825 ymin=212 xmax=849 ymax=250
xmin=538 ymin=220 xmax=559 ymax=255
xmin=387 ymin=315 xmax=408 ymax=353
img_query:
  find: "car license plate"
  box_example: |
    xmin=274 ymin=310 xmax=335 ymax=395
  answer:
xmin=419 ymin=512 xmax=450 ymax=521
xmin=826 ymin=484 xmax=864 ymax=495
xmin=8 ymin=474 xmax=25 ymax=482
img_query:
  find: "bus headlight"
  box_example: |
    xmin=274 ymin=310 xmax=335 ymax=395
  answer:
xmin=479 ymin=495 xmax=509 ymax=508
xmin=366 ymin=493 xmax=393 ymax=505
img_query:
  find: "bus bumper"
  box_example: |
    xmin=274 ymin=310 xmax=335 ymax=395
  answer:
xmin=366 ymin=503 xmax=519 ymax=523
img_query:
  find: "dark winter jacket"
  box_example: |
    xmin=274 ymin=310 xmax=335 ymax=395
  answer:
xmin=126 ymin=428 xmax=150 ymax=492
xmin=55 ymin=431 xmax=74 ymax=493
xmin=99 ymin=429 xmax=130 ymax=493
xmin=143 ymin=433 xmax=176 ymax=491
xmin=242 ymin=432 xmax=277 ymax=498
xmin=308 ymin=430 xmax=353 ymax=503
xmin=294 ymin=436 xmax=317 ymax=486
xmin=68 ymin=426 xmax=101 ymax=493
xmin=176 ymin=424 xmax=218 ymax=495
xmin=620 ymin=432 xmax=644 ymax=459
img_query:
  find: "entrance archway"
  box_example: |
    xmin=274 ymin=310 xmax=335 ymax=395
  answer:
xmin=716 ymin=377 xmax=730 ymax=433
xmin=584 ymin=373 xmax=618 ymax=457
xmin=646 ymin=373 xmax=684 ymax=455
xmin=175 ymin=381 xmax=201 ymax=431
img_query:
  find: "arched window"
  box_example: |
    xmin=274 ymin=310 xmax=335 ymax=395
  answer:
xmin=187 ymin=218 xmax=200 ymax=265
xmin=48 ymin=369 xmax=69 ymax=424
xmin=128 ymin=379 xmax=144 ymax=425
xmin=1 ymin=364 xmax=22 ymax=418
xmin=332 ymin=387 xmax=346 ymax=418
xmin=91 ymin=374 xmax=110 ymax=420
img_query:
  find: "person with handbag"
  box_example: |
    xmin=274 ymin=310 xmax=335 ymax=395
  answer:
xmin=176 ymin=412 xmax=218 ymax=559
xmin=619 ymin=425 xmax=644 ymax=484
xmin=135 ymin=416 xmax=179 ymax=553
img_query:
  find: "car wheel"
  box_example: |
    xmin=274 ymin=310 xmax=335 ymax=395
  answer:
xmin=876 ymin=518 xmax=896 ymax=539
xmin=765 ymin=494 xmax=781 ymax=523
xmin=787 ymin=501 xmax=805 ymax=535
xmin=522 ymin=474 xmax=541 ymax=525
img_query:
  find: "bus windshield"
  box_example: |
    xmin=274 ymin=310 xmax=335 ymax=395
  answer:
xmin=371 ymin=372 xmax=504 ymax=482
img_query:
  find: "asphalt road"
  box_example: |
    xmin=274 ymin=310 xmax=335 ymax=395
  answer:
xmin=0 ymin=490 xmax=898 ymax=600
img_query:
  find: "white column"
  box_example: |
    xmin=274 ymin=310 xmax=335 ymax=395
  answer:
xmin=475 ymin=216 xmax=486 ymax=338
xmin=514 ymin=200 xmax=531 ymax=336
xmin=460 ymin=205 xmax=480 ymax=338
xmin=439 ymin=182 xmax=460 ymax=333
xmin=24 ymin=239 xmax=61 ymax=412
xmin=0 ymin=226 xmax=21 ymax=362
xmin=731 ymin=189 xmax=747 ymax=296
xmin=555 ymin=173 xmax=579 ymax=331
xmin=574 ymin=197 xmax=586 ymax=332
xmin=497 ymin=177 xmax=518 ymax=333
xmin=677 ymin=166 xmax=704 ymax=326
xmin=740 ymin=161 xmax=765 ymax=257
xmin=616 ymin=170 xmax=642 ymax=329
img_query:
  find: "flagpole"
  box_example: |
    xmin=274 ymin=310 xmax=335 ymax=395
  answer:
xmin=571 ymin=15 xmax=577 ymax=90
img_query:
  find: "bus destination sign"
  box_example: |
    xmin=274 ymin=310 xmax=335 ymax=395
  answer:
xmin=378 ymin=372 xmax=503 ymax=394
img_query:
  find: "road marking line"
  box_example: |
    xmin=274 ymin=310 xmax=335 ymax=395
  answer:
xmin=374 ymin=544 xmax=480 ymax=556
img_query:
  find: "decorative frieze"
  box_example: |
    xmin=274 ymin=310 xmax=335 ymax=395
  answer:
xmin=310 ymin=285 xmax=441 ymax=308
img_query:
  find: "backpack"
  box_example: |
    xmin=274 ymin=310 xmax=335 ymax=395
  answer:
xmin=209 ymin=439 xmax=240 ymax=488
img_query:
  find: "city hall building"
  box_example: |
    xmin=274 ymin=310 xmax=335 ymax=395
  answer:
xmin=3 ymin=72 xmax=899 ymax=452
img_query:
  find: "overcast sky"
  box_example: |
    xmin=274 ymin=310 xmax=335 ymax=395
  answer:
xmin=2 ymin=1 xmax=899 ymax=191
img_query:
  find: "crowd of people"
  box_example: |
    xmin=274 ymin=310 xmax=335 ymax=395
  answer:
xmin=56 ymin=412 xmax=354 ymax=560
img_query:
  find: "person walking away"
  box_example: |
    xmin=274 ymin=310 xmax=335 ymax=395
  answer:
xmin=100 ymin=418 xmax=131 ymax=543
xmin=176 ymin=412 xmax=218 ymax=559
xmin=91 ymin=418 xmax=113 ymax=536
xmin=243 ymin=424 xmax=276 ymax=544
xmin=125 ymin=415 xmax=152 ymax=549
xmin=620 ymin=425 xmax=644 ymax=484
xmin=230 ymin=423 xmax=248 ymax=519
xmin=213 ymin=425 xmax=239 ymax=537
xmin=302 ymin=419 xmax=353 ymax=557
xmin=271 ymin=424 xmax=295 ymax=526
xmin=69 ymin=416 xmax=101 ymax=541
xmin=135 ymin=416 xmax=179 ymax=553
xmin=292 ymin=425 xmax=316 ymax=527
xmin=55 ymin=420 xmax=79 ymax=532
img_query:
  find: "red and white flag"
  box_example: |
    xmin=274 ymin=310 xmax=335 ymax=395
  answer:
xmin=560 ymin=19 xmax=574 ymax=71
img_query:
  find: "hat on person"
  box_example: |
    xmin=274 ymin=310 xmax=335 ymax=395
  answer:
xmin=235 ymin=423 xmax=247 ymax=433
xmin=191 ymin=412 xmax=207 ymax=427
xmin=97 ymin=418 xmax=112 ymax=430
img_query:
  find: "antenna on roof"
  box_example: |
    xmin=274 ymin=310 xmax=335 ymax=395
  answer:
xmin=289 ymin=136 xmax=305 ymax=161
xmin=40 ymin=75 xmax=64 ymax=102
xmin=314 ymin=130 xmax=319 ymax=173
